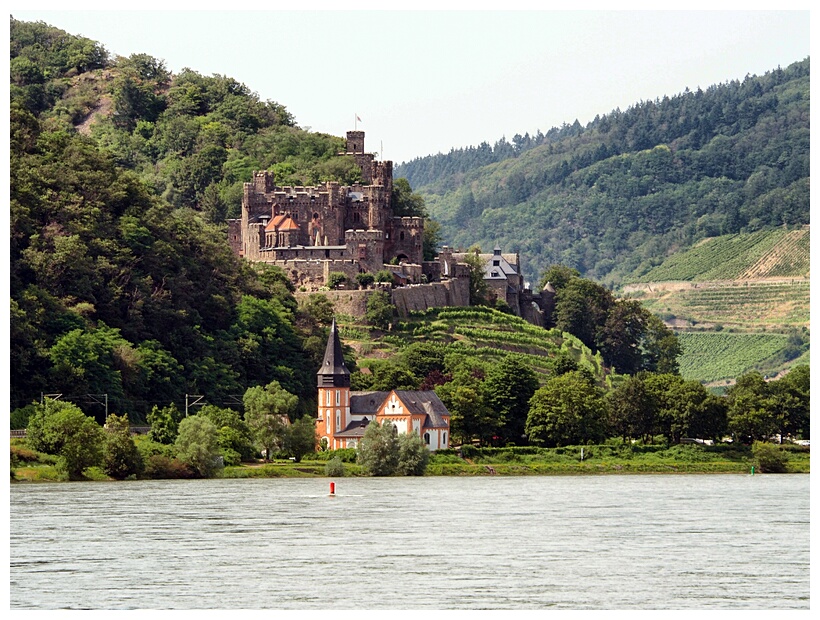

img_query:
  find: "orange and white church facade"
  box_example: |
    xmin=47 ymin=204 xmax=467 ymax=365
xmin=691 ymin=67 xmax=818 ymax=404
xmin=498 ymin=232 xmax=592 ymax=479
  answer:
xmin=317 ymin=319 xmax=451 ymax=451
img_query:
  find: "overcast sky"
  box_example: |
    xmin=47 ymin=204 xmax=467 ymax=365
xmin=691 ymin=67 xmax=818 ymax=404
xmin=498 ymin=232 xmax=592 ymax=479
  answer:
xmin=10 ymin=5 xmax=811 ymax=164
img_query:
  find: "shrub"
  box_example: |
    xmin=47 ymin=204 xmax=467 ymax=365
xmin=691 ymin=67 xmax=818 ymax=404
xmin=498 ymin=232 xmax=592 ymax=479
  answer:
xmin=327 ymin=271 xmax=347 ymax=289
xmin=357 ymin=420 xmax=400 ymax=476
xmin=324 ymin=456 xmax=346 ymax=477
xmin=26 ymin=399 xmax=105 ymax=479
xmin=752 ymin=441 xmax=789 ymax=473
xmin=355 ymin=272 xmax=375 ymax=288
xmin=375 ymin=269 xmax=394 ymax=283
xmin=143 ymin=454 xmax=195 ymax=479
xmin=10 ymin=403 xmax=38 ymax=430
xmin=397 ymin=432 xmax=430 ymax=475
xmin=11 ymin=444 xmax=39 ymax=463
xmin=365 ymin=289 xmax=394 ymax=330
xmin=220 ymin=447 xmax=242 ymax=467
xmin=312 ymin=448 xmax=358 ymax=463
xmin=103 ymin=414 xmax=144 ymax=480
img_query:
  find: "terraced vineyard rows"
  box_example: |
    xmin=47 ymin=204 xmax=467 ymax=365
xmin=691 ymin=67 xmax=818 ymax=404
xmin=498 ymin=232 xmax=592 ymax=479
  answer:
xmin=638 ymin=280 xmax=809 ymax=329
xmin=346 ymin=306 xmax=608 ymax=384
xmin=739 ymin=228 xmax=811 ymax=279
xmin=628 ymin=228 xmax=809 ymax=283
xmin=677 ymin=332 xmax=790 ymax=384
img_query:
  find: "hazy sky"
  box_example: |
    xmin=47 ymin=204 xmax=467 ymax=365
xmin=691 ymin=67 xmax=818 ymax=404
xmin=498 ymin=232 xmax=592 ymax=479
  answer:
xmin=11 ymin=5 xmax=811 ymax=164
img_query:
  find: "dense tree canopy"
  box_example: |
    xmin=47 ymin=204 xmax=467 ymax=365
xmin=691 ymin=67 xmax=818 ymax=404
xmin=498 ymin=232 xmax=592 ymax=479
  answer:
xmin=398 ymin=59 xmax=810 ymax=285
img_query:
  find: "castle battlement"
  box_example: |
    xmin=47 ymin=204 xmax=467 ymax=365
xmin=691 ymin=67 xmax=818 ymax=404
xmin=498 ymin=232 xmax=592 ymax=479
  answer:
xmin=229 ymin=129 xmax=420 ymax=284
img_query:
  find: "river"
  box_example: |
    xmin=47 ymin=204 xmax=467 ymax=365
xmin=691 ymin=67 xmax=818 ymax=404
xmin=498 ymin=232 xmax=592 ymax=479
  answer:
xmin=9 ymin=474 xmax=809 ymax=609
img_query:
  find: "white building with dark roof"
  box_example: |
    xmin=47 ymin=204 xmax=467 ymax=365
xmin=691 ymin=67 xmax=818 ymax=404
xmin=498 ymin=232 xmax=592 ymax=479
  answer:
xmin=317 ymin=319 xmax=450 ymax=450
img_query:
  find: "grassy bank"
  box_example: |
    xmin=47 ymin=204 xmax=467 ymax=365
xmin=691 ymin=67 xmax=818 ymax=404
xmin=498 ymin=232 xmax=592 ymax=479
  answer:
xmin=11 ymin=443 xmax=809 ymax=481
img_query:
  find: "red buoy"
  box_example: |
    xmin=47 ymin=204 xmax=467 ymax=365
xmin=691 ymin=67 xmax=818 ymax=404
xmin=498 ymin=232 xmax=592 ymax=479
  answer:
xmin=329 ymin=481 xmax=336 ymax=496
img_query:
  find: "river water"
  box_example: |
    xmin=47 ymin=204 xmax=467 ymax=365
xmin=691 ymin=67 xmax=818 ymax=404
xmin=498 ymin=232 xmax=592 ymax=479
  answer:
xmin=9 ymin=474 xmax=809 ymax=609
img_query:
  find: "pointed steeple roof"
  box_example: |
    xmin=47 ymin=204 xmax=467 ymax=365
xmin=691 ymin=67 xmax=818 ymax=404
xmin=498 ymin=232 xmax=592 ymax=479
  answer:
xmin=317 ymin=318 xmax=350 ymax=387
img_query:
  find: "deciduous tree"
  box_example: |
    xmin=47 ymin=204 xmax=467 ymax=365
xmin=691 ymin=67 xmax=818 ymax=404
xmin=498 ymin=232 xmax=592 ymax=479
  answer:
xmin=103 ymin=413 xmax=144 ymax=480
xmin=243 ymin=380 xmax=298 ymax=460
xmin=175 ymin=415 xmax=222 ymax=478
xmin=526 ymin=371 xmax=608 ymax=447
xmin=357 ymin=420 xmax=400 ymax=476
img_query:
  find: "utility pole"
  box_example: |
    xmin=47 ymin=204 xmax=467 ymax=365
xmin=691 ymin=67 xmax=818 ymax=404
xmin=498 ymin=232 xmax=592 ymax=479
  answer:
xmin=185 ymin=394 xmax=204 ymax=417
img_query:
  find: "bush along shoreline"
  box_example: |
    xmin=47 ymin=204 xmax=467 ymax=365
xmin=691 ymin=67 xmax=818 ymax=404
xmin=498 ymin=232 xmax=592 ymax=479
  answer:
xmin=11 ymin=441 xmax=809 ymax=482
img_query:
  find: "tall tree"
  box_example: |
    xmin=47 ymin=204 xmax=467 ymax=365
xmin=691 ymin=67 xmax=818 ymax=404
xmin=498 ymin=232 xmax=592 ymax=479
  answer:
xmin=483 ymin=355 xmax=539 ymax=445
xmin=526 ymin=371 xmax=608 ymax=447
xmin=243 ymin=380 xmax=298 ymax=460
xmin=175 ymin=415 xmax=222 ymax=478
xmin=357 ymin=420 xmax=400 ymax=476
xmin=103 ymin=413 xmax=144 ymax=480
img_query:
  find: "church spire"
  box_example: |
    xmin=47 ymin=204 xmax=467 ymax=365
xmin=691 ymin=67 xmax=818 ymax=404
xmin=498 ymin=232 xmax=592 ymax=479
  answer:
xmin=317 ymin=318 xmax=350 ymax=387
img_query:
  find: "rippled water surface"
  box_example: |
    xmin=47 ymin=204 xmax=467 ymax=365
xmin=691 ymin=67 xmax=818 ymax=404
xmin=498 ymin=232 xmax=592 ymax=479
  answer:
xmin=10 ymin=474 xmax=809 ymax=609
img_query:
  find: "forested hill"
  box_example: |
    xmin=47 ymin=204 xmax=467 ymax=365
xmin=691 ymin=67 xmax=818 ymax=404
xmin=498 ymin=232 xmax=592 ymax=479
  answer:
xmin=395 ymin=59 xmax=810 ymax=286
xmin=10 ymin=17 xmax=345 ymax=416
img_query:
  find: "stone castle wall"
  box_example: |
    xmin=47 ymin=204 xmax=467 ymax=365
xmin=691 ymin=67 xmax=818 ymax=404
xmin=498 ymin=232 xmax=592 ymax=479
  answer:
xmin=391 ymin=279 xmax=470 ymax=318
xmin=295 ymin=278 xmax=470 ymax=322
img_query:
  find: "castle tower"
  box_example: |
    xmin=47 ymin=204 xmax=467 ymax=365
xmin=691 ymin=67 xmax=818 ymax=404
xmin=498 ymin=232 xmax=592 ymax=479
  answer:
xmin=317 ymin=318 xmax=350 ymax=448
xmin=346 ymin=131 xmax=365 ymax=154
xmin=346 ymin=130 xmax=374 ymax=184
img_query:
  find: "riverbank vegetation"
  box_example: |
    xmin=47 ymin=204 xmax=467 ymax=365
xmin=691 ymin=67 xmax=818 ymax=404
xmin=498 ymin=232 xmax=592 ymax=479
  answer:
xmin=12 ymin=439 xmax=809 ymax=482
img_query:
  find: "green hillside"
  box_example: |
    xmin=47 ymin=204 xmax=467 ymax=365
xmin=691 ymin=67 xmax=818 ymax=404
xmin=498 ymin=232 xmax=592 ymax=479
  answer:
xmin=337 ymin=305 xmax=610 ymax=386
xmin=621 ymin=227 xmax=810 ymax=386
xmin=625 ymin=228 xmax=810 ymax=283
xmin=677 ymin=332 xmax=793 ymax=384
xmin=397 ymin=59 xmax=809 ymax=286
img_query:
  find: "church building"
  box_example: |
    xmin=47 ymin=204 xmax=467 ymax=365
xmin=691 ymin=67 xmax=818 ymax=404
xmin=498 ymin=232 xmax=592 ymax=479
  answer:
xmin=317 ymin=319 xmax=451 ymax=451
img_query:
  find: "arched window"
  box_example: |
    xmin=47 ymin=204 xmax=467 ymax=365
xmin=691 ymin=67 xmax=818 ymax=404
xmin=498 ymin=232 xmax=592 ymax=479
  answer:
xmin=423 ymin=432 xmax=430 ymax=445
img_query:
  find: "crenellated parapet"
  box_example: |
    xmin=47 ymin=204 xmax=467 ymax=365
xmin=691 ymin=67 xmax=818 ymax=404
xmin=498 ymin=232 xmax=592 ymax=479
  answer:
xmin=232 ymin=128 xmax=428 ymax=285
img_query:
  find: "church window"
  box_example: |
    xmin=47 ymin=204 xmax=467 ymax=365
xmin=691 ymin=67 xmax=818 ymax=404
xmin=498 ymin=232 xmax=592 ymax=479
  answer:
xmin=424 ymin=433 xmax=430 ymax=445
